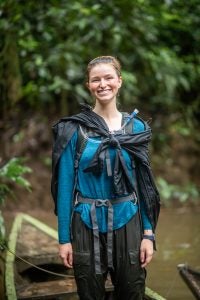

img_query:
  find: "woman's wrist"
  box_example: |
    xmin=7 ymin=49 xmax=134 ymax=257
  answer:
xmin=59 ymin=240 xmax=71 ymax=244
xmin=143 ymin=234 xmax=155 ymax=241
xmin=143 ymin=229 xmax=155 ymax=241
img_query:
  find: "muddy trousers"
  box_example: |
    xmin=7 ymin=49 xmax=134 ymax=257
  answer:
xmin=72 ymin=212 xmax=146 ymax=300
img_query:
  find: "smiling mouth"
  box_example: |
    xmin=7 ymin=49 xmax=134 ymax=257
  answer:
xmin=97 ymin=89 xmax=111 ymax=94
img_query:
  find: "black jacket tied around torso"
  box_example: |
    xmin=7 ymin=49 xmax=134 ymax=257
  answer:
xmin=51 ymin=107 xmax=160 ymax=232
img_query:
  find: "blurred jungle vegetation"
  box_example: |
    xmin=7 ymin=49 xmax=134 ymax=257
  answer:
xmin=0 ymin=0 xmax=200 ymax=214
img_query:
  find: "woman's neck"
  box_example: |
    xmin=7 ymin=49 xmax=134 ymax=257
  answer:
xmin=93 ymin=102 xmax=119 ymax=119
xmin=93 ymin=102 xmax=122 ymax=131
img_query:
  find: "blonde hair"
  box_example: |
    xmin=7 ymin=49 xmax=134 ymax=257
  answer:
xmin=86 ymin=56 xmax=121 ymax=82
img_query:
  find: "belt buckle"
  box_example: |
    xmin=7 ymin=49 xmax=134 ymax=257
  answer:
xmin=95 ymin=199 xmax=109 ymax=207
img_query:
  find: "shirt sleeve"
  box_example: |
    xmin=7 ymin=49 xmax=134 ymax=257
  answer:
xmin=134 ymin=117 xmax=153 ymax=230
xmin=57 ymin=131 xmax=77 ymax=243
xmin=140 ymin=201 xmax=153 ymax=230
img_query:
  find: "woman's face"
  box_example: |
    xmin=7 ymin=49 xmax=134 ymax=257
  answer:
xmin=87 ymin=63 xmax=122 ymax=104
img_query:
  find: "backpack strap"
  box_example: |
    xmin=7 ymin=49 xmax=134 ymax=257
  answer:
xmin=76 ymin=125 xmax=88 ymax=163
xmin=72 ymin=126 xmax=88 ymax=200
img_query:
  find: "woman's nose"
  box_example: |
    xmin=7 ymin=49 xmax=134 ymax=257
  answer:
xmin=99 ymin=78 xmax=106 ymax=87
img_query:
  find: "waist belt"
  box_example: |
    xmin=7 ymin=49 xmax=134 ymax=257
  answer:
xmin=77 ymin=193 xmax=137 ymax=274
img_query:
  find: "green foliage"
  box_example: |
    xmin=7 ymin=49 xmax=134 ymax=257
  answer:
xmin=0 ymin=158 xmax=32 ymax=203
xmin=0 ymin=158 xmax=32 ymax=241
xmin=156 ymin=177 xmax=200 ymax=206
xmin=0 ymin=0 xmax=199 ymax=123
xmin=0 ymin=211 xmax=5 ymax=243
xmin=0 ymin=1 xmax=199 ymax=213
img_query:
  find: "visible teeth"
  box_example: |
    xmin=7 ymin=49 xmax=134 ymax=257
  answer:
xmin=98 ymin=90 xmax=110 ymax=93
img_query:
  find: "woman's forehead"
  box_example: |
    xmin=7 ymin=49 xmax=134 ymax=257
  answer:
xmin=89 ymin=63 xmax=118 ymax=77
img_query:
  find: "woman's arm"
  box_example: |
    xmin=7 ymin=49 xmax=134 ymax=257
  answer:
xmin=57 ymin=131 xmax=77 ymax=267
xmin=133 ymin=117 xmax=155 ymax=267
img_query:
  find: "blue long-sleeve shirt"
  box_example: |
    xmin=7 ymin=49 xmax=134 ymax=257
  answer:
xmin=57 ymin=118 xmax=152 ymax=243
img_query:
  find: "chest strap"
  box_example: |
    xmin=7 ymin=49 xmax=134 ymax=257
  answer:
xmin=76 ymin=193 xmax=137 ymax=274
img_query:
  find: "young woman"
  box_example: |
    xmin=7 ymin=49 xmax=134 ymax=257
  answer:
xmin=51 ymin=56 xmax=160 ymax=299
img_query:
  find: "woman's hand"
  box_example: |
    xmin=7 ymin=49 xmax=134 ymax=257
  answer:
xmin=140 ymin=239 xmax=154 ymax=268
xmin=59 ymin=243 xmax=73 ymax=268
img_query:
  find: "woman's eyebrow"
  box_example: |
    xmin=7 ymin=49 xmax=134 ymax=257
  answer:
xmin=90 ymin=73 xmax=113 ymax=79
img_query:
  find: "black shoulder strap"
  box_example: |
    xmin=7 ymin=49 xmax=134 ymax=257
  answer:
xmin=72 ymin=126 xmax=87 ymax=200
xmin=76 ymin=125 xmax=87 ymax=163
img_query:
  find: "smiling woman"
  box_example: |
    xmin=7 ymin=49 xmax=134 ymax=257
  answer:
xmin=86 ymin=56 xmax=123 ymax=131
xmin=86 ymin=57 xmax=122 ymax=107
xmin=51 ymin=55 xmax=160 ymax=300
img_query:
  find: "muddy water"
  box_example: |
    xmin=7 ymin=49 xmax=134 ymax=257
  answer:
xmin=1 ymin=206 xmax=200 ymax=300
xmin=146 ymin=207 xmax=200 ymax=300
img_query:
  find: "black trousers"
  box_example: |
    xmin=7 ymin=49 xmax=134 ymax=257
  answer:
xmin=72 ymin=212 xmax=146 ymax=300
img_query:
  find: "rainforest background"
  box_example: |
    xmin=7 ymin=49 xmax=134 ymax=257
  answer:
xmin=0 ymin=1 xmax=200 ymax=299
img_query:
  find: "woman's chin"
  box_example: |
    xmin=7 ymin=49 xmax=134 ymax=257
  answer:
xmin=95 ymin=95 xmax=116 ymax=103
